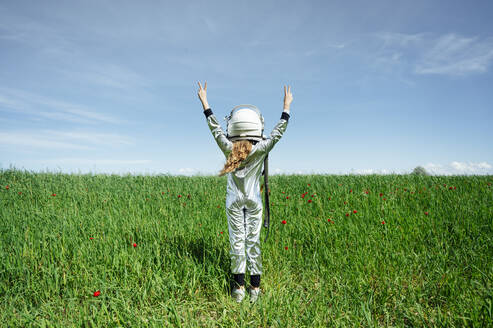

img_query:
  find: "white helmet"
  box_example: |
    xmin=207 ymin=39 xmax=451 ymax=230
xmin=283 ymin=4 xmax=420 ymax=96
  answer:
xmin=225 ymin=104 xmax=264 ymax=141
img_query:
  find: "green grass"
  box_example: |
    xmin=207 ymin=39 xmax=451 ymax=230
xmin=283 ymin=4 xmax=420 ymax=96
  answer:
xmin=1 ymin=169 xmax=492 ymax=327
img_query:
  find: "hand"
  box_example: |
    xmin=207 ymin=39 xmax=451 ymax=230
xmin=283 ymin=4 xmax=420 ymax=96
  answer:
xmin=283 ymin=85 xmax=293 ymax=112
xmin=197 ymin=81 xmax=210 ymax=110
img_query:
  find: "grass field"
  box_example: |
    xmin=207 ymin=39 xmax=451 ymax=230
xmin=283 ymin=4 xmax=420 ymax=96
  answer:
xmin=0 ymin=169 xmax=492 ymax=327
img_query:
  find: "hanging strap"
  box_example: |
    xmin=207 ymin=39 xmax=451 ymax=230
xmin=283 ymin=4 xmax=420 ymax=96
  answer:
xmin=263 ymin=155 xmax=270 ymax=242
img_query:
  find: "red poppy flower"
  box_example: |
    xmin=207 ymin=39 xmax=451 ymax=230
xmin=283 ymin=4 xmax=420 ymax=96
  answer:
xmin=311 ymin=194 xmax=315 ymax=197
xmin=327 ymin=218 xmax=334 ymax=224
xmin=424 ymin=212 xmax=429 ymax=215
xmin=381 ymin=221 xmax=385 ymax=225
xmin=178 ymin=195 xmax=182 ymax=198
xmin=308 ymin=199 xmax=312 ymax=203
xmin=284 ymin=246 xmax=288 ymax=250
xmin=281 ymin=220 xmax=287 ymax=225
xmin=5 ymin=185 xmax=9 ymax=190
xmin=365 ymin=191 xmax=369 ymax=194
xmin=282 ymin=191 xmax=285 ymax=194
xmin=379 ymin=193 xmax=383 ymax=197
xmin=90 ymin=237 xmax=94 ymax=240
xmin=449 ymin=187 xmax=453 ymax=190
xmin=345 ymin=213 xmax=349 ymax=217
xmin=93 ymin=290 xmax=101 ymax=297
xmin=454 ymin=186 xmax=456 ymax=190
xmin=353 ymin=210 xmax=357 ymax=214
xmin=51 ymin=193 xmax=56 ymax=197
xmin=220 ymin=231 xmax=223 ymax=234
xmin=349 ymin=189 xmax=352 ymax=193
xmin=308 ymin=184 xmax=311 ymax=186
xmin=133 ymin=243 xmax=137 ymax=247
xmin=286 ymin=196 xmax=289 ymax=199
xmin=328 ymin=197 xmax=331 ymax=200
xmin=383 ymin=198 xmax=386 ymax=201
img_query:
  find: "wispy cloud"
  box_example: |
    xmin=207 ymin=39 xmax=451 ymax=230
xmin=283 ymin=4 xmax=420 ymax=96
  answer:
xmin=0 ymin=132 xmax=92 ymax=150
xmin=42 ymin=130 xmax=135 ymax=146
xmin=304 ymin=43 xmax=346 ymax=57
xmin=33 ymin=158 xmax=151 ymax=166
xmin=0 ymin=6 xmax=151 ymax=94
xmin=57 ymin=64 xmax=151 ymax=91
xmin=0 ymin=130 xmax=135 ymax=150
xmin=0 ymin=5 xmax=76 ymax=57
xmin=372 ymin=32 xmax=493 ymax=76
xmin=0 ymin=87 xmax=121 ymax=124
xmin=415 ymin=34 xmax=493 ymax=75
xmin=376 ymin=32 xmax=424 ymax=47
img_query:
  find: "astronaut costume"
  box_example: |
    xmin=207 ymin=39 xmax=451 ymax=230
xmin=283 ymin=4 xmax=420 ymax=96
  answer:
xmin=203 ymin=107 xmax=290 ymax=275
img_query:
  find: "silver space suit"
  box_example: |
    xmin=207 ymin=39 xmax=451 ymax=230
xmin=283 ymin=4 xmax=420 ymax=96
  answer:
xmin=204 ymin=108 xmax=290 ymax=275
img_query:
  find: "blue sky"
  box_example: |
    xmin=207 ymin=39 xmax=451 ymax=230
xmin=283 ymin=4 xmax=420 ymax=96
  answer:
xmin=1 ymin=0 xmax=492 ymax=175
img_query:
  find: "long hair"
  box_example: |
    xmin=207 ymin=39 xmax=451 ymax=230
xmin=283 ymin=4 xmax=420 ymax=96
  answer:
xmin=219 ymin=140 xmax=253 ymax=176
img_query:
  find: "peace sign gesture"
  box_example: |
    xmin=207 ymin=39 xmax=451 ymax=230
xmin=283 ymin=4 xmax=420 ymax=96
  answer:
xmin=283 ymin=85 xmax=293 ymax=112
xmin=197 ymin=81 xmax=210 ymax=110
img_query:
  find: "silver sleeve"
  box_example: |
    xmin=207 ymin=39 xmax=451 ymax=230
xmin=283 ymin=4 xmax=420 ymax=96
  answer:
xmin=207 ymin=114 xmax=232 ymax=156
xmin=258 ymin=118 xmax=288 ymax=154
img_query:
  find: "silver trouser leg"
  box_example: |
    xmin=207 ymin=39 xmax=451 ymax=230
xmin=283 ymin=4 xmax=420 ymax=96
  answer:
xmin=226 ymin=202 xmax=246 ymax=274
xmin=245 ymin=199 xmax=263 ymax=275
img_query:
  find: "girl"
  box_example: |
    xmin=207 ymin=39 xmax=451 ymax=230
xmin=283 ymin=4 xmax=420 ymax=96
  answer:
xmin=197 ymin=81 xmax=292 ymax=303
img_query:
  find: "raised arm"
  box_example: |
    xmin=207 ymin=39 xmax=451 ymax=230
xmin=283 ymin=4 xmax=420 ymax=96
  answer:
xmin=258 ymin=85 xmax=293 ymax=154
xmin=198 ymin=81 xmax=232 ymax=156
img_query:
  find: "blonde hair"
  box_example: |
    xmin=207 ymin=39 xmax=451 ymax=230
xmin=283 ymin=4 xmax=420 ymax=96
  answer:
xmin=219 ymin=140 xmax=253 ymax=176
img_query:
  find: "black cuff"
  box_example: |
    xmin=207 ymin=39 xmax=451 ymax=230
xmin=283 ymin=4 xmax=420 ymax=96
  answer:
xmin=233 ymin=273 xmax=245 ymax=287
xmin=203 ymin=108 xmax=213 ymax=118
xmin=281 ymin=112 xmax=290 ymax=121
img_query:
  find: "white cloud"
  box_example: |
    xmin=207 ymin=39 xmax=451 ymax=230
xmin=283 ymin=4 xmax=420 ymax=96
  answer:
xmin=375 ymin=32 xmax=424 ymax=47
xmin=0 ymin=7 xmax=73 ymax=53
xmin=304 ymin=43 xmax=346 ymax=57
xmin=0 ymin=132 xmax=92 ymax=150
xmin=44 ymin=130 xmax=134 ymax=146
xmin=178 ymin=167 xmax=198 ymax=176
xmin=372 ymin=32 xmax=493 ymax=76
xmin=351 ymin=168 xmax=396 ymax=175
xmin=0 ymin=130 xmax=135 ymax=150
xmin=34 ymin=158 xmax=151 ymax=166
xmin=415 ymin=34 xmax=493 ymax=75
xmin=424 ymin=161 xmax=493 ymax=175
xmin=57 ymin=64 xmax=151 ymax=91
xmin=0 ymin=87 xmax=121 ymax=124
